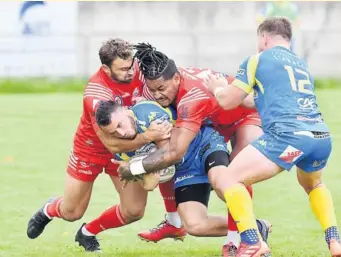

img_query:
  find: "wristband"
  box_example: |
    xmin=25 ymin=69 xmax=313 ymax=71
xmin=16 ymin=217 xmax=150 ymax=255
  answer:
xmin=130 ymin=159 xmax=147 ymax=175
xmin=214 ymin=87 xmax=225 ymax=98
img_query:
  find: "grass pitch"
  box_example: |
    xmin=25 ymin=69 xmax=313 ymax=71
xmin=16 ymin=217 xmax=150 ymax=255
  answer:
xmin=1 ymin=90 xmax=341 ymax=257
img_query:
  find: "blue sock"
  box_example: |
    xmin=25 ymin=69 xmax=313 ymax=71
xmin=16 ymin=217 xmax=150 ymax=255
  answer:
xmin=240 ymin=229 xmax=259 ymax=245
xmin=325 ymin=226 xmax=340 ymax=245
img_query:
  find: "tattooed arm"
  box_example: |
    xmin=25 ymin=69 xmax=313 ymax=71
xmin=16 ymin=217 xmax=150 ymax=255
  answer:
xmin=142 ymin=127 xmax=197 ymax=172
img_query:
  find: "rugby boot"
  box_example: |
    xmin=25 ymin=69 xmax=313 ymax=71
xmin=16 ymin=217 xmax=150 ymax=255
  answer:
xmin=236 ymin=240 xmax=270 ymax=257
xmin=75 ymin=223 xmax=102 ymax=253
xmin=138 ymin=218 xmax=187 ymax=242
xmin=27 ymin=197 xmax=55 ymax=239
xmin=222 ymin=242 xmax=238 ymax=257
xmin=222 ymin=219 xmax=272 ymax=257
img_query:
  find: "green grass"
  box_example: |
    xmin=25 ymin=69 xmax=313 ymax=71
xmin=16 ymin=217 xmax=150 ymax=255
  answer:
xmin=1 ymin=90 xmax=341 ymax=257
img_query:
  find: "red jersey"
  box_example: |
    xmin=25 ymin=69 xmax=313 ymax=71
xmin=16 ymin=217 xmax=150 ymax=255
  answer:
xmin=175 ymin=67 xmax=256 ymax=133
xmin=73 ymin=65 xmax=149 ymax=164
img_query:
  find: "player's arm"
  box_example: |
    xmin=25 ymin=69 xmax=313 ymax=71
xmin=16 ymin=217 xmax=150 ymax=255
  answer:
xmin=140 ymin=126 xmax=197 ymax=173
xmin=241 ymin=93 xmax=256 ymax=109
xmin=205 ymin=55 xmax=259 ymax=110
xmin=84 ymin=90 xmax=170 ymax=153
xmin=138 ymin=98 xmax=208 ymax=174
xmin=96 ymin=125 xmax=169 ymax=153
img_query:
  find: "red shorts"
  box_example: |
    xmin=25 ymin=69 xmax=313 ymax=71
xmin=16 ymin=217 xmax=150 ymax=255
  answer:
xmin=67 ymin=151 xmax=119 ymax=182
xmin=216 ymin=112 xmax=262 ymax=142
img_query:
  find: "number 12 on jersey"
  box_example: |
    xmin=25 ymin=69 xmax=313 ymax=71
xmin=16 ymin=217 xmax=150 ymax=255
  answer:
xmin=284 ymin=65 xmax=313 ymax=95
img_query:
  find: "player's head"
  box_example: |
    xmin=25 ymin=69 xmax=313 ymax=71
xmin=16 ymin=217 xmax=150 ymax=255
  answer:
xmin=134 ymin=43 xmax=180 ymax=107
xmin=99 ymin=38 xmax=135 ymax=83
xmin=96 ymin=100 xmax=137 ymax=139
xmin=257 ymin=17 xmax=292 ymax=52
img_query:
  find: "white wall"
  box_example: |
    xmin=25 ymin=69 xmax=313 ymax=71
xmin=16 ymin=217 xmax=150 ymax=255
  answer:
xmin=78 ymin=1 xmax=341 ymax=78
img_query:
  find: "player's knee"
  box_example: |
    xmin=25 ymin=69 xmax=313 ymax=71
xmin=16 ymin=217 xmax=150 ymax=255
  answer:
xmin=184 ymin=221 xmax=206 ymax=237
xmin=121 ymin=204 xmax=145 ymax=222
xmin=62 ymin=208 xmax=85 ymax=222
xmin=297 ymin=169 xmax=323 ymax=194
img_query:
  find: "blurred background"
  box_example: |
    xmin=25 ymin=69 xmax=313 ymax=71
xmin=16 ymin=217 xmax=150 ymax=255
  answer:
xmin=1 ymin=2 xmax=341 ymax=257
xmin=0 ymin=1 xmax=340 ymax=91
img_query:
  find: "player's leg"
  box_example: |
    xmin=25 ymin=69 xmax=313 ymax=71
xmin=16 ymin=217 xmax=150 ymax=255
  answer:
xmin=76 ymin=164 xmax=148 ymax=252
xmin=225 ymin=121 xmax=263 ymax=249
xmin=176 ymin=183 xmax=227 ymax=237
xmin=295 ymin=133 xmax=341 ymax=256
xmin=27 ymin=152 xmax=98 ymax=240
xmin=206 ymin=149 xmax=271 ymax=257
xmin=138 ymin=179 xmax=187 ymax=242
xmin=213 ymin=132 xmax=287 ymax=256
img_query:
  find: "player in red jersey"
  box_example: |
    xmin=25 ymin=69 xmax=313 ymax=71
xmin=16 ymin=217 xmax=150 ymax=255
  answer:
xmin=115 ymin=44 xmax=271 ymax=257
xmin=26 ymin=39 xmax=186 ymax=252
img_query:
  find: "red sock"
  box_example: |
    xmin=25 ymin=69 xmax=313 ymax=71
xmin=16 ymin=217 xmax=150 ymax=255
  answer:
xmin=46 ymin=197 xmax=63 ymax=218
xmin=227 ymin=185 xmax=253 ymax=231
xmin=159 ymin=180 xmax=177 ymax=212
xmin=85 ymin=205 xmax=127 ymax=235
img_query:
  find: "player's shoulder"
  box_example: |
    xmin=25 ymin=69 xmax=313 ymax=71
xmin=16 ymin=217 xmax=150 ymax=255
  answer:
xmin=83 ymin=69 xmax=113 ymax=102
xmin=133 ymin=101 xmax=176 ymax=124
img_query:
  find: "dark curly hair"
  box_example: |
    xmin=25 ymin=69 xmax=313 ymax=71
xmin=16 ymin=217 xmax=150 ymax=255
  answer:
xmin=133 ymin=43 xmax=178 ymax=80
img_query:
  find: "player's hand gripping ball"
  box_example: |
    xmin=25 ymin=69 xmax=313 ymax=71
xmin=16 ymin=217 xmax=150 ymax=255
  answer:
xmin=129 ymin=148 xmax=176 ymax=185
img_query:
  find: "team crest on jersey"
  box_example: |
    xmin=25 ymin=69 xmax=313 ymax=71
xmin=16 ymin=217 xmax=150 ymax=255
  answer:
xmin=133 ymin=87 xmax=140 ymax=97
xmin=279 ymin=145 xmax=303 ymax=163
xmin=131 ymin=88 xmax=140 ymax=104
xmin=114 ymin=95 xmax=123 ymax=105
xmin=179 ymin=106 xmax=189 ymax=119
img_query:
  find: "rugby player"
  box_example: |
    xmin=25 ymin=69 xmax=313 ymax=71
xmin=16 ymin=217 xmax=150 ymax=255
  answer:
xmin=99 ymin=100 xmax=270 ymax=257
xmin=205 ymin=17 xmax=341 ymax=257
xmin=114 ymin=43 xmax=267 ymax=256
xmin=26 ymin=38 xmax=186 ymax=252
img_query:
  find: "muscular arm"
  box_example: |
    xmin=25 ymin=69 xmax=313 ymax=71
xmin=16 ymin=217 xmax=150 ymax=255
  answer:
xmin=207 ymin=55 xmax=259 ymax=110
xmin=96 ymin=129 xmax=151 ymax=153
xmin=142 ymin=127 xmax=197 ymax=173
xmin=241 ymin=93 xmax=256 ymax=109
xmin=215 ymin=85 xmax=248 ymax=110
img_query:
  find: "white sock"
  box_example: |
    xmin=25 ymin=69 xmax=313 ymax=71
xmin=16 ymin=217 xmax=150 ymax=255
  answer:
xmin=81 ymin=225 xmax=95 ymax=236
xmin=43 ymin=203 xmax=52 ymax=220
xmin=166 ymin=212 xmax=182 ymax=228
xmin=225 ymin=230 xmax=240 ymax=247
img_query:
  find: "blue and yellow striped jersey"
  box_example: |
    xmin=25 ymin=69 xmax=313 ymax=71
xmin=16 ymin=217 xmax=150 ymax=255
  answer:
xmin=234 ymin=46 xmax=328 ymax=133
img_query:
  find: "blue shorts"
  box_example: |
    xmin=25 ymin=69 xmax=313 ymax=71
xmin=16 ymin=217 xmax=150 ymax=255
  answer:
xmin=252 ymin=130 xmax=332 ymax=172
xmin=174 ymin=126 xmax=229 ymax=189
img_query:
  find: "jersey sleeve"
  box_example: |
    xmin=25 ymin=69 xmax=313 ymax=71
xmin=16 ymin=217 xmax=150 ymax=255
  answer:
xmin=83 ymin=82 xmax=113 ymax=131
xmin=133 ymin=101 xmax=176 ymax=133
xmin=175 ymin=89 xmax=211 ymax=133
xmin=234 ymin=54 xmax=260 ymax=94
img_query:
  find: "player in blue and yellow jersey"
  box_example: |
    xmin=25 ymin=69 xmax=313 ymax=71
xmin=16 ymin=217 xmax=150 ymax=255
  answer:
xmin=96 ymin=100 xmax=271 ymax=255
xmin=205 ymin=17 xmax=341 ymax=257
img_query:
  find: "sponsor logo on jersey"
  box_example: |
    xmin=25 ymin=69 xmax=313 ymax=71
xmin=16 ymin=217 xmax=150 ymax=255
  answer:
xmin=121 ymin=92 xmax=130 ymax=98
xmin=297 ymin=97 xmax=315 ymax=111
xmin=279 ymin=145 xmax=303 ymax=163
xmin=78 ymin=169 xmax=93 ymax=175
xmin=175 ymin=174 xmax=194 ymax=183
xmin=296 ymin=116 xmax=323 ymax=123
xmin=85 ymin=139 xmax=93 ymax=146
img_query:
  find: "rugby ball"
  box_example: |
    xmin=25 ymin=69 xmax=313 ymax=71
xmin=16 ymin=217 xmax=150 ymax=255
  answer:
xmin=129 ymin=145 xmax=176 ymax=183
